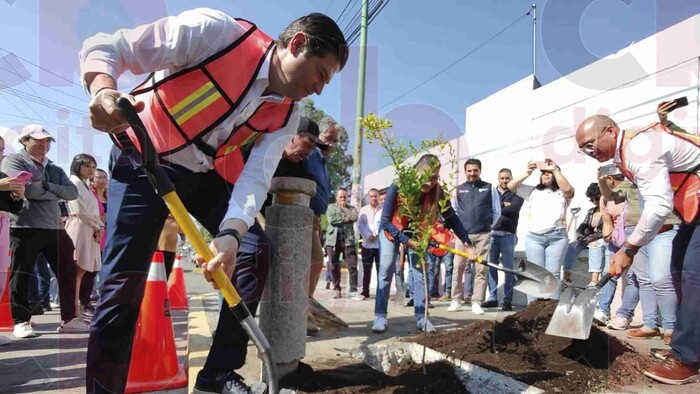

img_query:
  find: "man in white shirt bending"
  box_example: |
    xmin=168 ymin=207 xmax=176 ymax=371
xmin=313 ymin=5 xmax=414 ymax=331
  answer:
xmin=80 ymin=8 xmax=347 ymax=393
xmin=576 ymin=112 xmax=700 ymax=386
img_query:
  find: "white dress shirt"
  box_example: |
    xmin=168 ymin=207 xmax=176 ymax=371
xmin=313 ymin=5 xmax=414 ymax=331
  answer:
xmin=358 ymin=204 xmax=382 ymax=249
xmin=615 ymin=128 xmax=700 ymax=246
xmin=79 ymin=8 xmax=300 ymax=228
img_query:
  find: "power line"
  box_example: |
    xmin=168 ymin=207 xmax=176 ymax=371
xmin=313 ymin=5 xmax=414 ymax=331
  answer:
xmin=379 ymin=9 xmax=530 ymax=111
xmin=337 ymin=0 xmax=360 ymax=27
xmin=0 ymin=66 xmax=89 ymax=104
xmin=0 ymin=47 xmax=83 ymax=89
xmin=346 ymin=0 xmax=386 ymax=45
xmin=2 ymin=88 xmax=89 ymax=116
xmin=0 ymin=111 xmax=86 ymax=128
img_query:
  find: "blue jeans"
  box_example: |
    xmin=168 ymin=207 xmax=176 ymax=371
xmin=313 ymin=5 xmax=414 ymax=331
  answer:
xmin=408 ymin=249 xmax=435 ymax=325
xmin=428 ymin=252 xmax=453 ymax=296
xmin=599 ymin=228 xmax=639 ymax=317
xmin=524 ymin=228 xmax=568 ymax=301
xmin=562 ymin=241 xmax=609 ymax=273
xmin=636 ymin=227 xmax=677 ymax=330
xmin=27 ymin=254 xmax=52 ymax=305
xmin=488 ymin=233 xmax=515 ymax=303
xmin=374 ymin=231 xmax=401 ymax=318
xmin=670 ymin=222 xmax=700 ymax=368
xmin=86 ymin=146 xmax=270 ymax=392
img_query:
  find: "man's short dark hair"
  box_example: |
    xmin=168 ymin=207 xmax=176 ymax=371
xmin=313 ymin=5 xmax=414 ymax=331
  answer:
xmin=498 ymin=168 xmax=512 ymax=176
xmin=368 ymin=188 xmax=379 ymax=195
xmin=278 ymin=13 xmax=348 ymax=71
xmin=337 ymin=187 xmax=348 ymax=194
xmin=414 ymin=154 xmax=440 ymax=169
xmin=585 ymin=182 xmax=602 ymax=200
xmin=464 ymin=158 xmax=482 ymax=170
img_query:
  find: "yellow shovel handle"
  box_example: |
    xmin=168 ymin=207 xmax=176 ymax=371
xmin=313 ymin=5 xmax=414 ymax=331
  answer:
xmin=436 ymin=243 xmax=483 ymax=264
xmin=163 ymin=192 xmax=242 ymax=307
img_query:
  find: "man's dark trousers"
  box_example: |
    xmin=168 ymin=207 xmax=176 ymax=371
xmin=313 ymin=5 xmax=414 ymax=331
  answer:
xmin=670 ymin=222 xmax=700 ymax=368
xmin=86 ymin=147 xmax=270 ymax=393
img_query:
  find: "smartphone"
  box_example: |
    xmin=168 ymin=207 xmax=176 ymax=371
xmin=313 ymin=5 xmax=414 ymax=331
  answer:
xmin=534 ymin=160 xmax=548 ymax=170
xmin=14 ymin=171 xmax=33 ymax=185
xmin=670 ymin=96 xmax=689 ymax=110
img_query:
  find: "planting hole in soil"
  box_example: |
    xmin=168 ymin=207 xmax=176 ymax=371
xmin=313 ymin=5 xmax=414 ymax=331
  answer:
xmin=411 ymin=300 xmax=656 ymax=393
xmin=280 ymin=358 xmax=468 ymax=393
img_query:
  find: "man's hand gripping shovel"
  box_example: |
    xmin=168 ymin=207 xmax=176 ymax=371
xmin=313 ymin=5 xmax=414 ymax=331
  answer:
xmin=432 ymin=242 xmax=559 ymax=299
xmin=116 ymin=97 xmax=280 ymax=394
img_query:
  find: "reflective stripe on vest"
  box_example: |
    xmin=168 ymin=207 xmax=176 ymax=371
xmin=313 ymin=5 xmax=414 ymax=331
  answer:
xmin=618 ymin=122 xmax=700 ymax=224
xmin=384 ymin=191 xmax=438 ymax=243
xmin=112 ymin=19 xmax=296 ymax=184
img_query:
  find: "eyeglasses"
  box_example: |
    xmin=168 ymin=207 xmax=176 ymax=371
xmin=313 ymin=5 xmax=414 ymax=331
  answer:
xmin=578 ymin=126 xmax=610 ymax=156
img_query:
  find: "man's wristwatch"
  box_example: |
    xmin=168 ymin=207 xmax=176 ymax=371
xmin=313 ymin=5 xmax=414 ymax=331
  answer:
xmin=620 ymin=244 xmax=638 ymax=257
xmin=215 ymin=228 xmax=242 ymax=245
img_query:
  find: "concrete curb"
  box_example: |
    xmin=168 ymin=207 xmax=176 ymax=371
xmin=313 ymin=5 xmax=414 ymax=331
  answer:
xmin=354 ymin=342 xmax=544 ymax=394
xmin=187 ymin=293 xmax=217 ymax=393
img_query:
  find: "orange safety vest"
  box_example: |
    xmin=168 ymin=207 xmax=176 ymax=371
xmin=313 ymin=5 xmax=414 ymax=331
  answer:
xmin=618 ymin=122 xmax=700 ymax=224
xmin=428 ymin=222 xmax=453 ymax=257
xmin=113 ymin=19 xmax=296 ymax=184
xmin=384 ymin=190 xmax=438 ymax=243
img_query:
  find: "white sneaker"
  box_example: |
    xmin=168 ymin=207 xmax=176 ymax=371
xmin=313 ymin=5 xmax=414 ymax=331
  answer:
xmin=418 ymin=319 xmax=436 ymax=333
xmin=57 ymin=318 xmax=89 ymax=333
xmin=49 ymin=302 xmax=60 ymax=309
xmin=371 ymin=316 xmax=387 ymax=333
xmin=471 ymin=302 xmax=485 ymax=315
xmin=0 ymin=336 xmax=10 ymax=345
xmin=607 ymin=315 xmax=631 ymax=330
xmin=13 ymin=322 xmax=37 ymax=338
xmin=593 ymin=309 xmax=610 ymax=326
xmin=447 ymin=300 xmax=461 ymax=312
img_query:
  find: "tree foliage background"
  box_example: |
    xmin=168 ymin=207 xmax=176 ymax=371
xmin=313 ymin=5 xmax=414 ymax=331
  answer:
xmin=301 ymin=99 xmax=353 ymax=199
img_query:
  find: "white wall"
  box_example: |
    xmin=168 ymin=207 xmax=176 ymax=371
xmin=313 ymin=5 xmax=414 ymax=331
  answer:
xmin=364 ymin=13 xmax=700 ymax=252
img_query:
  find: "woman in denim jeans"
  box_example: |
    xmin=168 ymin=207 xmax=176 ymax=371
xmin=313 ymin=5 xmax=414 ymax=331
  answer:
xmin=371 ymin=155 xmax=475 ymax=334
xmin=508 ymin=159 xmax=574 ymax=301
xmin=563 ymin=183 xmax=609 ymax=286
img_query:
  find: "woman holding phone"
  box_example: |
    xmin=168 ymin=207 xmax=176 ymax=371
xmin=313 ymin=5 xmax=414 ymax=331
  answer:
xmin=0 ymin=136 xmax=25 ymax=345
xmin=508 ymin=159 xmax=575 ymax=301
xmin=65 ymin=154 xmax=104 ymax=319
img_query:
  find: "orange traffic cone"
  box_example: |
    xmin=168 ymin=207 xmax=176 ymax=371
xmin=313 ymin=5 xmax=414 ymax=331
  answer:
xmin=1 ymin=270 xmax=13 ymax=332
xmin=167 ymin=254 xmax=188 ymax=310
xmin=125 ymin=252 xmax=187 ymax=393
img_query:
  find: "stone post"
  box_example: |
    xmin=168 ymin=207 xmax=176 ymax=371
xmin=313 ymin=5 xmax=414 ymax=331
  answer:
xmin=259 ymin=177 xmax=316 ymax=380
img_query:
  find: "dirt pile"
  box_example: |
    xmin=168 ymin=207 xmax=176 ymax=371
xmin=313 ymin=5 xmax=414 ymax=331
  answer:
xmin=411 ymin=300 xmax=655 ymax=393
xmin=280 ymin=359 xmax=468 ymax=393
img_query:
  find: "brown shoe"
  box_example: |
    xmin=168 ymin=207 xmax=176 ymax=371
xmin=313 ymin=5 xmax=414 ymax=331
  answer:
xmin=663 ymin=332 xmax=672 ymax=346
xmin=627 ymin=327 xmax=662 ymax=340
xmin=644 ymin=356 xmax=700 ymax=385
xmin=438 ymin=294 xmax=450 ymax=302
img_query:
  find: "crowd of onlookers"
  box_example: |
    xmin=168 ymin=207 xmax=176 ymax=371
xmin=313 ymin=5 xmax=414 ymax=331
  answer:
xmin=0 ymin=124 xmax=182 ymax=344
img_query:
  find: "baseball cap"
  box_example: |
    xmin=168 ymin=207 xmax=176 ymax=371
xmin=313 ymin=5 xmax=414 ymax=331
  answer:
xmin=19 ymin=124 xmax=56 ymax=142
xmin=297 ymin=117 xmax=325 ymax=147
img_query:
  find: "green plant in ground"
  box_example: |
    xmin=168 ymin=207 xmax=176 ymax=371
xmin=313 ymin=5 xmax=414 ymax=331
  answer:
xmin=362 ymin=113 xmax=457 ymax=371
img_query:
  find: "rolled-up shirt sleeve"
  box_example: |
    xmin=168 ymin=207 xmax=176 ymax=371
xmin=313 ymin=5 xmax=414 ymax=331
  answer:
xmin=222 ymin=109 xmax=299 ymax=228
xmin=626 ymin=148 xmax=674 ymax=247
xmin=79 ymin=8 xmax=239 ymax=87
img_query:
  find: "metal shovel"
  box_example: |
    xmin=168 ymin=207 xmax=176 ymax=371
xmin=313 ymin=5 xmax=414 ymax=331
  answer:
xmin=435 ymin=243 xmax=559 ymax=299
xmin=545 ymin=273 xmax=613 ymax=340
xmin=116 ymin=97 xmax=280 ymax=393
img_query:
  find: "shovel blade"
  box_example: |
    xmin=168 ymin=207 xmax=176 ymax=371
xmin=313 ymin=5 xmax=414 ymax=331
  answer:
xmin=545 ymin=287 xmax=602 ymax=340
xmin=511 ymin=259 xmax=559 ymax=299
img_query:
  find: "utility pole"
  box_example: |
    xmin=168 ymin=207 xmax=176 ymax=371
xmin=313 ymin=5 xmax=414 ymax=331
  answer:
xmin=350 ymin=0 xmax=369 ymax=215
xmin=531 ymin=3 xmax=537 ymax=79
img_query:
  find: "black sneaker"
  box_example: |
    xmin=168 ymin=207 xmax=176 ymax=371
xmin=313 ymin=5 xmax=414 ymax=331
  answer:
xmin=502 ymin=302 xmax=513 ymax=311
xmin=405 ymin=299 xmax=414 ymax=307
xmin=42 ymin=301 xmax=52 ymax=312
xmin=481 ymin=300 xmax=499 ymax=308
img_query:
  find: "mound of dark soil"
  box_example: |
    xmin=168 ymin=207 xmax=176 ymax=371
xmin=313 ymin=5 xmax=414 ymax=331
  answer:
xmin=280 ymin=359 xmax=468 ymax=393
xmin=410 ymin=300 xmax=655 ymax=393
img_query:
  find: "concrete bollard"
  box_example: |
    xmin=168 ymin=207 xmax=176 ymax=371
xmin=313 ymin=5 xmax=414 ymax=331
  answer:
xmin=259 ymin=177 xmax=316 ymax=381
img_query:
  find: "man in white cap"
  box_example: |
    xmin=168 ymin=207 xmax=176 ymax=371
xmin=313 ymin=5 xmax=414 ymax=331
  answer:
xmin=1 ymin=124 xmax=84 ymax=337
